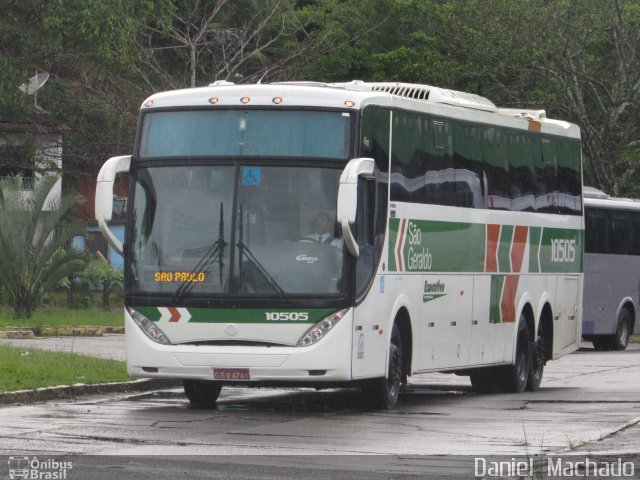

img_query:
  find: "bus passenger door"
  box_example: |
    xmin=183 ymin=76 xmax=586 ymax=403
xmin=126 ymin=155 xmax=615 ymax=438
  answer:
xmin=350 ymin=172 xmax=390 ymax=379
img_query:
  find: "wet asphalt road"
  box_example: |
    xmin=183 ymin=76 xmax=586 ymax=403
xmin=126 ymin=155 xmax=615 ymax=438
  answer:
xmin=0 ymin=340 xmax=638 ymax=478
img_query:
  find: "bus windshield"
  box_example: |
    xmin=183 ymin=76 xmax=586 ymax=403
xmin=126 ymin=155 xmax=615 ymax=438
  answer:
xmin=129 ymin=164 xmax=345 ymax=297
xmin=138 ymin=110 xmax=351 ymax=159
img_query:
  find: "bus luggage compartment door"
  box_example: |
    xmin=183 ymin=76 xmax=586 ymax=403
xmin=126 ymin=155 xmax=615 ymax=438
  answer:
xmin=557 ymin=276 xmax=581 ymax=351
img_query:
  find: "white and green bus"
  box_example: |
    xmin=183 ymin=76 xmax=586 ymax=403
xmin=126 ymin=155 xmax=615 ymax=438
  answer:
xmin=95 ymin=81 xmax=583 ymax=409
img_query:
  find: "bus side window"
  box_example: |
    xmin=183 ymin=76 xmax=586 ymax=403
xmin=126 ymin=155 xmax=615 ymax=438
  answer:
xmin=453 ymin=122 xmax=484 ymax=208
xmin=537 ymin=138 xmax=558 ymax=213
xmin=556 ymin=139 xmax=582 ymax=215
xmin=390 ymin=110 xmax=426 ymax=203
xmin=632 ymin=212 xmax=640 ymax=256
xmin=509 ymin=132 xmax=535 ymax=211
xmin=610 ymin=212 xmax=631 ymax=255
xmin=585 ymin=208 xmax=607 ymax=254
xmin=355 ymin=177 xmax=377 ymax=296
xmin=482 ymin=127 xmax=511 ymax=210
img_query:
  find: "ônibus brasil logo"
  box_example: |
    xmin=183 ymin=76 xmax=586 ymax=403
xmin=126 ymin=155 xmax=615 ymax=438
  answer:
xmin=8 ymin=457 xmax=73 ymax=480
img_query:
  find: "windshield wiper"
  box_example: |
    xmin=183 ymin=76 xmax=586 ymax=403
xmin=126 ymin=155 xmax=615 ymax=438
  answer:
xmin=237 ymin=240 xmax=290 ymax=303
xmin=172 ymin=203 xmax=227 ymax=301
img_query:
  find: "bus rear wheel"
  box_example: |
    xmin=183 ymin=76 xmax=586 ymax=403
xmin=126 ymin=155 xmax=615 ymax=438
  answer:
xmin=362 ymin=324 xmax=403 ymax=409
xmin=183 ymin=379 xmax=222 ymax=407
xmin=469 ymin=368 xmax=502 ymax=393
xmin=526 ymin=321 xmax=545 ymax=391
xmin=498 ymin=316 xmax=531 ymax=393
xmin=612 ymin=308 xmax=632 ymax=351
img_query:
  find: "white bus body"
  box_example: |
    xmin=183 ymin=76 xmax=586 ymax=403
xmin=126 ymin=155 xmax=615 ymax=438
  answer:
xmin=96 ymin=81 xmax=583 ymax=408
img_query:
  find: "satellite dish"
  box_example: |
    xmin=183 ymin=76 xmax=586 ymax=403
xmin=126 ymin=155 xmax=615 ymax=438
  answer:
xmin=19 ymin=72 xmax=50 ymax=95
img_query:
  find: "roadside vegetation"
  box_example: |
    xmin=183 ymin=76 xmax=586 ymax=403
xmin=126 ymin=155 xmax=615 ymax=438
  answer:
xmin=0 ymin=307 xmax=122 ymax=330
xmin=0 ymin=345 xmax=128 ymax=393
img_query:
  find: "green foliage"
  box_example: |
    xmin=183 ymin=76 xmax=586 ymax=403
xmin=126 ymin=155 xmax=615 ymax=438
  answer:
xmin=82 ymin=260 xmax=124 ymax=311
xmin=0 ymin=175 xmax=86 ymax=318
xmin=0 ymin=307 xmax=123 ymax=328
xmin=0 ymin=345 xmax=128 ymax=392
xmin=2 ymin=0 xmax=640 ymax=196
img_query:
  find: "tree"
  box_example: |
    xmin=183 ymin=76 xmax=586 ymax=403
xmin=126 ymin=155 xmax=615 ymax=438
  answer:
xmin=523 ymin=1 xmax=640 ymax=195
xmin=0 ymin=175 xmax=86 ymax=318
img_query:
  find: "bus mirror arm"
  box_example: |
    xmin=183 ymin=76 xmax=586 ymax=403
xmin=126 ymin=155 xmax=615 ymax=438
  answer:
xmin=337 ymin=158 xmax=375 ymax=257
xmin=95 ymin=155 xmax=131 ymax=255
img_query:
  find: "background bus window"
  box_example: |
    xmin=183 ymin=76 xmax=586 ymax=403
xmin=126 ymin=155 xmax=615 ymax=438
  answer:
xmin=585 ymin=208 xmax=607 ymax=253
xmin=610 ymin=212 xmax=631 ymax=255
xmin=632 ymin=212 xmax=640 ymax=256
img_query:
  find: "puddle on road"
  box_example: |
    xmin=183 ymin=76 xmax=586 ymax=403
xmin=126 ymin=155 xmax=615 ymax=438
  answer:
xmin=122 ymin=382 xmax=472 ymax=415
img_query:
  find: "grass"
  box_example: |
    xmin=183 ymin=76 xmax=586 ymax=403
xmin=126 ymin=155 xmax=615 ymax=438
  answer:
xmin=0 ymin=307 xmax=123 ymax=329
xmin=0 ymin=345 xmax=129 ymax=392
xmin=631 ymin=334 xmax=640 ymax=344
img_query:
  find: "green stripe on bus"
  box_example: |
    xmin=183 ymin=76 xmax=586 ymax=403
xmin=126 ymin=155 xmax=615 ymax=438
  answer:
xmin=388 ymin=217 xmax=401 ymax=272
xmin=387 ymin=217 xmax=582 ymax=274
xmin=529 ymin=226 xmax=542 ymax=273
xmin=392 ymin=219 xmax=485 ymax=273
xmin=134 ymin=307 xmax=335 ymax=324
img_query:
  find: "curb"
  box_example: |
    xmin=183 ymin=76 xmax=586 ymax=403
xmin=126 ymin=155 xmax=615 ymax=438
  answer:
xmin=0 ymin=326 xmax=125 ymax=338
xmin=0 ymin=330 xmax=35 ymax=339
xmin=0 ymin=378 xmax=181 ymax=405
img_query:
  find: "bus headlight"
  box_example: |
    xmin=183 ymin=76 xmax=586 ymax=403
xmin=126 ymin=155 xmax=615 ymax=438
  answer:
xmin=127 ymin=307 xmax=172 ymax=345
xmin=297 ymin=308 xmax=349 ymax=347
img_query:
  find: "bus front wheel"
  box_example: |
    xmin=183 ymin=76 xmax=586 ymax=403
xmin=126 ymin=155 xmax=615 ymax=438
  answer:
xmin=362 ymin=324 xmax=403 ymax=409
xmin=183 ymin=379 xmax=222 ymax=407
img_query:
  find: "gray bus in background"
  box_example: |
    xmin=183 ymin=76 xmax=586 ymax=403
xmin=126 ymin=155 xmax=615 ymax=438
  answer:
xmin=583 ymin=186 xmax=639 ymax=350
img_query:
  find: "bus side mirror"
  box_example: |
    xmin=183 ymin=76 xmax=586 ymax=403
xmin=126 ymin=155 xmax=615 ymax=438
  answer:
xmin=337 ymin=157 xmax=375 ymax=257
xmin=95 ymin=155 xmax=131 ymax=255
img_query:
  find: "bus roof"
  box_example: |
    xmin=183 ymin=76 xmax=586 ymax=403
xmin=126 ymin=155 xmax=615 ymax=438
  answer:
xmin=141 ymin=80 xmax=581 ymax=139
xmin=584 ymin=186 xmax=640 ymax=211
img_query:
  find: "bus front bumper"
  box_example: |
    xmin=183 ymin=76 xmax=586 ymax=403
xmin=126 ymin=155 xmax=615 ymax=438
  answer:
xmin=124 ymin=315 xmax=354 ymax=383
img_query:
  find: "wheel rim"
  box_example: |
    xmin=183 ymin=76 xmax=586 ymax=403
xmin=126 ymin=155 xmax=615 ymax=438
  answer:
xmin=618 ymin=318 xmax=629 ymax=346
xmin=387 ymin=343 xmax=402 ymax=398
xmin=516 ymin=332 xmax=528 ymax=383
xmin=532 ymin=334 xmax=544 ymax=377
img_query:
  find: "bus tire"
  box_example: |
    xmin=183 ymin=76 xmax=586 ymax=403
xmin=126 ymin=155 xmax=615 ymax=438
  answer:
xmin=612 ymin=308 xmax=632 ymax=351
xmin=469 ymin=368 xmax=501 ymax=393
xmin=591 ymin=337 xmax=609 ymax=351
xmin=526 ymin=320 xmax=545 ymax=391
xmin=362 ymin=324 xmax=403 ymax=409
xmin=498 ymin=315 xmax=531 ymax=393
xmin=183 ymin=379 xmax=222 ymax=407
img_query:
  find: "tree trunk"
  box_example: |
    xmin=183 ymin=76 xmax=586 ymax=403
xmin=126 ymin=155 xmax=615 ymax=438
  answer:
xmin=14 ymin=284 xmax=35 ymax=319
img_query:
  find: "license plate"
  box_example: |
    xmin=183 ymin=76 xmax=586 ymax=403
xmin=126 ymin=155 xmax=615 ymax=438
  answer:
xmin=213 ymin=368 xmax=250 ymax=381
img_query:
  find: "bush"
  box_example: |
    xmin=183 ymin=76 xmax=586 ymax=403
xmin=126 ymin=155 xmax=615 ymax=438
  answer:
xmin=82 ymin=260 xmax=124 ymax=311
